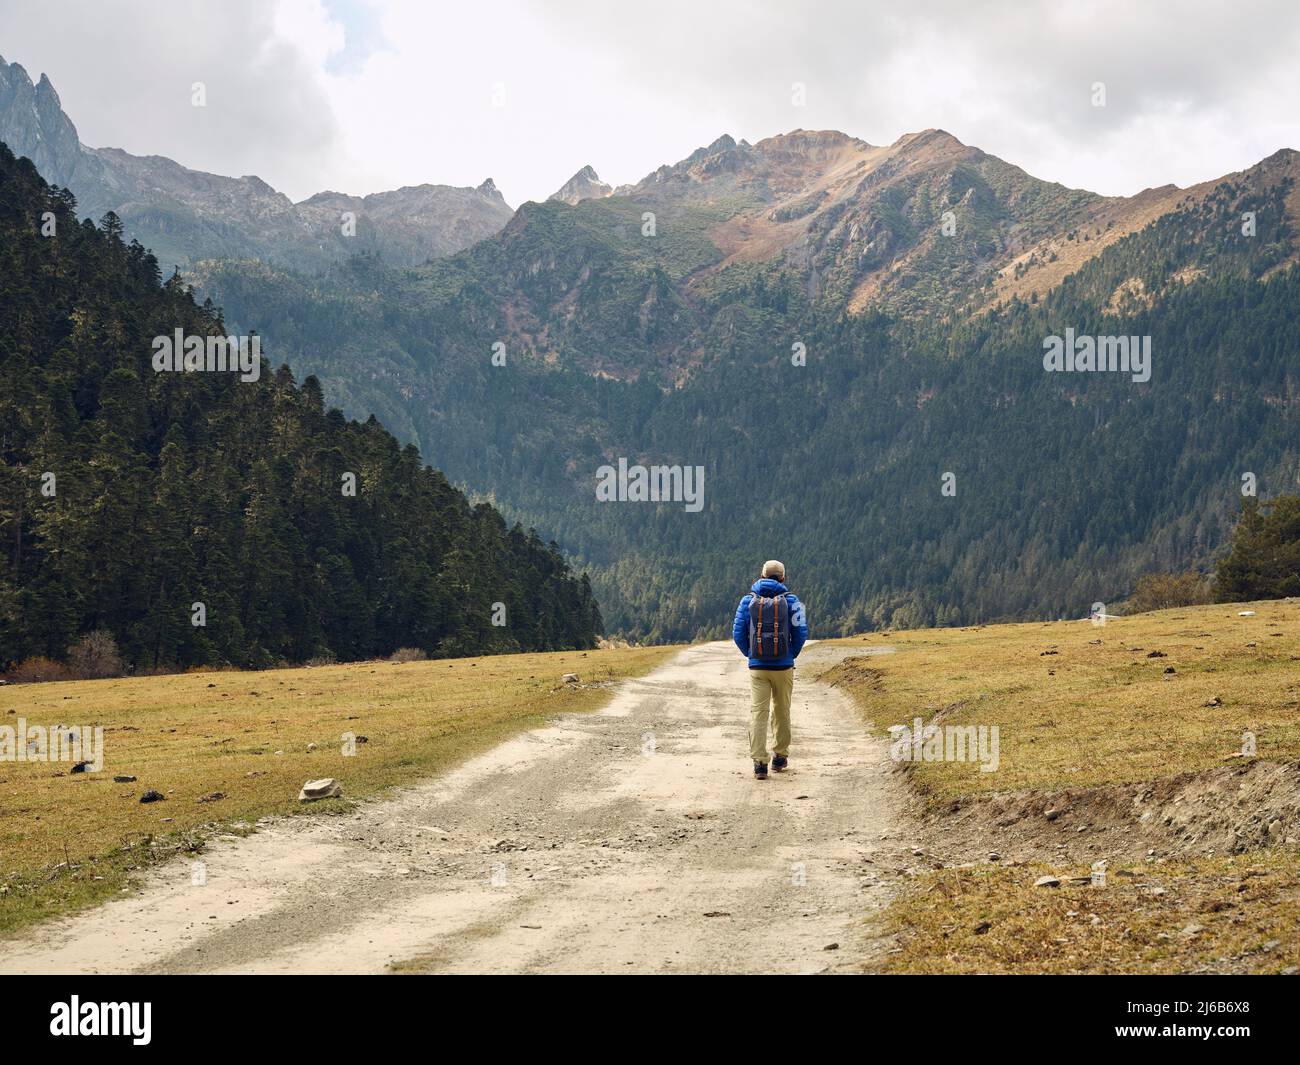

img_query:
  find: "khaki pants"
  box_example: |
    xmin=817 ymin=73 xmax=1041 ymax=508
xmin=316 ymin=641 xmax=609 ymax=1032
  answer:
xmin=749 ymin=668 xmax=794 ymax=763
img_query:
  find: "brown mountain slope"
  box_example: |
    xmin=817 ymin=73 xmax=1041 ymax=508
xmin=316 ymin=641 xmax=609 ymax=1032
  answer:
xmin=597 ymin=128 xmax=1298 ymax=318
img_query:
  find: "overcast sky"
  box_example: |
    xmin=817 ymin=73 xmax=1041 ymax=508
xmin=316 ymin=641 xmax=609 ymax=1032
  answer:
xmin=2 ymin=0 xmax=1298 ymax=206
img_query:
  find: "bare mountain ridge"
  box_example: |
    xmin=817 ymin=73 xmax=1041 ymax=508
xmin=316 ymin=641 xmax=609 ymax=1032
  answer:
xmin=4 ymin=52 xmax=1296 ymax=317
xmin=0 ymin=56 xmax=513 ymax=272
xmin=548 ymin=165 xmax=613 ymax=205
xmin=544 ymin=126 xmax=1300 ymax=317
xmin=424 ymin=127 xmax=1298 ymax=388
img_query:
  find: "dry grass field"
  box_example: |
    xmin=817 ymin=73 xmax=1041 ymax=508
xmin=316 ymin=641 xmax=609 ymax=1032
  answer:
xmin=0 ymin=644 xmax=678 ymax=936
xmin=814 ymin=600 xmax=1300 ymax=974
xmin=819 ymin=599 xmax=1300 ymax=798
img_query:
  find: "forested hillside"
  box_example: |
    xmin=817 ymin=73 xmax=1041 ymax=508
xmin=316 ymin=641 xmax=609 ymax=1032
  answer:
xmin=194 ymin=141 xmax=1300 ymax=642
xmin=0 ymin=144 xmax=601 ymax=673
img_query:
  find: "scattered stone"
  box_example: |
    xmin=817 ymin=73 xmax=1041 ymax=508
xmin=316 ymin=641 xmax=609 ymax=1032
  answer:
xmin=1179 ymin=923 xmax=1204 ymax=938
xmin=974 ymin=921 xmax=992 ymax=935
xmin=307 ymin=743 xmax=318 ymax=752
xmin=298 ymin=778 xmax=342 ymax=802
xmin=1034 ymin=875 xmax=1061 ymax=888
xmin=197 ymin=792 xmax=225 ymax=804
xmin=70 ymin=761 xmax=90 ymax=773
xmin=988 ymin=852 xmax=1001 ymax=861
xmin=139 ymin=790 xmax=165 ymax=804
xmin=702 ymin=911 xmax=731 ymax=918
xmin=1203 ymin=697 xmax=1222 ymax=707
xmin=822 ymin=942 xmax=840 ymax=951
xmin=1044 ymin=808 xmax=1065 ymax=821
xmin=561 ymin=673 xmax=579 ymax=684
xmin=1147 ymin=650 xmax=1166 ymax=658
xmin=113 ymin=775 xmax=136 ymax=783
xmin=1238 ymin=611 xmax=1256 ymax=617
xmin=1164 ymin=666 xmax=1176 ymax=674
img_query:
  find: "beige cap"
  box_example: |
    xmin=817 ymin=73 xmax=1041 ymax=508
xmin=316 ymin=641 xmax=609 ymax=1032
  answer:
xmin=761 ymin=559 xmax=785 ymax=580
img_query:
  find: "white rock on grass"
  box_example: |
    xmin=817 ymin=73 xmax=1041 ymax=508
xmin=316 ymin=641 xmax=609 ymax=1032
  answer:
xmin=299 ymin=778 xmax=343 ymax=803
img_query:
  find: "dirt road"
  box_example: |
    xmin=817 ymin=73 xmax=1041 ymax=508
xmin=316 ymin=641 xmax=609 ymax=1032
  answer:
xmin=0 ymin=641 xmax=912 ymax=974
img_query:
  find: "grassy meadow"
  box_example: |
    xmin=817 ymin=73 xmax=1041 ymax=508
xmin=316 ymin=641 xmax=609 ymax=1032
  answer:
xmin=817 ymin=599 xmax=1300 ymax=800
xmin=814 ymin=599 xmax=1300 ymax=974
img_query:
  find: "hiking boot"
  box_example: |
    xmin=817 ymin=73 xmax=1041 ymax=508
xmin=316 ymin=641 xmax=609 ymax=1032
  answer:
xmin=772 ymin=754 xmax=788 ymax=772
xmin=754 ymin=761 xmax=768 ymax=780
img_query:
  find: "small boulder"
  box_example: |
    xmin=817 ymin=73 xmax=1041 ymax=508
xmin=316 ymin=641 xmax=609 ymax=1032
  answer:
xmin=140 ymin=789 xmax=165 ymax=804
xmin=298 ymin=778 xmax=343 ymax=803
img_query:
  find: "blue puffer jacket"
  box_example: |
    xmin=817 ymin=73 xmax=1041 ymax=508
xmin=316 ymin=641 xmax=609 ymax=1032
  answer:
xmin=732 ymin=578 xmax=808 ymax=669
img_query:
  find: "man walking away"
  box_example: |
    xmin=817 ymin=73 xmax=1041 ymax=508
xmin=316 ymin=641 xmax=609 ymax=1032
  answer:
xmin=732 ymin=560 xmax=808 ymax=780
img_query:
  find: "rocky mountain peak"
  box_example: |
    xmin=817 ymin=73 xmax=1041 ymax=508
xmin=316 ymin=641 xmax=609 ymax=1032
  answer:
xmin=0 ymin=56 xmax=85 ymax=187
xmin=548 ymin=164 xmax=613 ymax=206
xmin=0 ymin=55 xmax=514 ymax=269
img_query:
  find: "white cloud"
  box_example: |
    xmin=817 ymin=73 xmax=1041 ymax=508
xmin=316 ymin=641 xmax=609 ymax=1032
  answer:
xmin=1 ymin=0 xmax=1297 ymax=204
